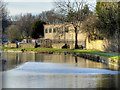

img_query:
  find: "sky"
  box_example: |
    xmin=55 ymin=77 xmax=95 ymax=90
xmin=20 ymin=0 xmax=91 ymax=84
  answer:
xmin=4 ymin=0 xmax=96 ymax=16
xmin=5 ymin=0 xmax=54 ymax=16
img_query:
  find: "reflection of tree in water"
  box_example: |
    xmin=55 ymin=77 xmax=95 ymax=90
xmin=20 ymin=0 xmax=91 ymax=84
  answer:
xmin=1 ymin=59 xmax=7 ymax=71
xmin=63 ymin=54 xmax=67 ymax=63
xmin=15 ymin=53 xmax=22 ymax=65
xmin=75 ymin=56 xmax=78 ymax=63
xmin=74 ymin=56 xmax=78 ymax=88
xmin=74 ymin=56 xmax=78 ymax=67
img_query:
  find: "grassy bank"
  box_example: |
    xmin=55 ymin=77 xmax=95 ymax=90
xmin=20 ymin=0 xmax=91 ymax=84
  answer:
xmin=1 ymin=47 xmax=120 ymax=60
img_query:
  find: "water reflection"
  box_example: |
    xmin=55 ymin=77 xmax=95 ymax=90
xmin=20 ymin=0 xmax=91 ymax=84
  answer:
xmin=1 ymin=59 xmax=7 ymax=71
xmin=2 ymin=52 xmax=120 ymax=88
xmin=2 ymin=52 xmax=120 ymax=71
xmin=75 ymin=56 xmax=78 ymax=63
xmin=3 ymin=62 xmax=120 ymax=88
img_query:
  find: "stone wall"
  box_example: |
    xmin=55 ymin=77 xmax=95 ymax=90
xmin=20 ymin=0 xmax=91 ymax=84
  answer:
xmin=52 ymin=43 xmax=66 ymax=49
xmin=86 ymin=37 xmax=119 ymax=52
xmin=20 ymin=43 xmax=34 ymax=48
xmin=86 ymin=38 xmax=106 ymax=51
xmin=52 ymin=42 xmax=75 ymax=49
xmin=6 ymin=43 xmax=34 ymax=48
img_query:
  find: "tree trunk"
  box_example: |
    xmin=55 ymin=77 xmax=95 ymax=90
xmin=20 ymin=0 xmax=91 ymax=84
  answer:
xmin=85 ymin=36 xmax=87 ymax=49
xmin=75 ymin=28 xmax=79 ymax=49
xmin=34 ymin=39 xmax=37 ymax=48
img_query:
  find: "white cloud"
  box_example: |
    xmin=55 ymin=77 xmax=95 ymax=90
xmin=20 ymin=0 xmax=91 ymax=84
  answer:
xmin=8 ymin=8 xmax=41 ymax=16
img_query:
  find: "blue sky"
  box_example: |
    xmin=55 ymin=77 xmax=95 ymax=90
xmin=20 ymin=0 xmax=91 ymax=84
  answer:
xmin=5 ymin=0 xmax=54 ymax=16
xmin=6 ymin=2 xmax=54 ymax=16
xmin=4 ymin=0 xmax=96 ymax=16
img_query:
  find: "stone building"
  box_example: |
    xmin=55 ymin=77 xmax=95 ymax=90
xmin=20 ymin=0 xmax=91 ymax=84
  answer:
xmin=43 ymin=24 xmax=86 ymax=49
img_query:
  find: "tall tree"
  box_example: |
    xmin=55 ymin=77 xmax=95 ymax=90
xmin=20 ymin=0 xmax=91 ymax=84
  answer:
xmin=82 ymin=14 xmax=97 ymax=42
xmin=31 ymin=20 xmax=46 ymax=39
xmin=96 ymin=2 xmax=119 ymax=39
xmin=96 ymin=1 xmax=119 ymax=52
xmin=0 ymin=0 xmax=10 ymax=34
xmin=54 ymin=0 xmax=91 ymax=49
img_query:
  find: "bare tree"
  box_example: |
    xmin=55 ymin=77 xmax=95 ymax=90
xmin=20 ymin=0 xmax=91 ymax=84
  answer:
xmin=16 ymin=13 xmax=35 ymax=41
xmin=38 ymin=9 xmax=65 ymax=24
xmin=82 ymin=14 xmax=97 ymax=42
xmin=54 ymin=0 xmax=91 ymax=49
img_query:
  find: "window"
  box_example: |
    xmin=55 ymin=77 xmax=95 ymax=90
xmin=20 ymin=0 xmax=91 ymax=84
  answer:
xmin=49 ymin=28 xmax=52 ymax=33
xmin=53 ymin=28 xmax=56 ymax=33
xmin=65 ymin=27 xmax=69 ymax=33
xmin=45 ymin=29 xmax=48 ymax=33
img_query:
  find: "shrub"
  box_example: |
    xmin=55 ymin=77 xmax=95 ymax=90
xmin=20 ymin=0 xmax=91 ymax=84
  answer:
xmin=62 ymin=44 xmax=70 ymax=49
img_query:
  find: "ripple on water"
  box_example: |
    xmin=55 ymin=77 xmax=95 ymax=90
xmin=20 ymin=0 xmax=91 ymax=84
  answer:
xmin=5 ymin=62 xmax=120 ymax=75
xmin=3 ymin=62 xmax=120 ymax=88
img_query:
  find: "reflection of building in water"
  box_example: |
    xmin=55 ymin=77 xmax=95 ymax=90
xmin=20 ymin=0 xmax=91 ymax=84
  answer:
xmin=42 ymin=54 xmax=75 ymax=64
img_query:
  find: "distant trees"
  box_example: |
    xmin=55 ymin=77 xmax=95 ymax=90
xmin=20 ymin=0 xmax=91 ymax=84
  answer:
xmin=16 ymin=13 xmax=35 ymax=39
xmin=38 ymin=9 xmax=65 ymax=24
xmin=6 ymin=25 xmax=22 ymax=41
xmin=6 ymin=13 xmax=46 ymax=42
xmin=6 ymin=9 xmax=65 ymax=41
xmin=54 ymin=0 xmax=91 ymax=49
xmin=6 ymin=13 xmax=36 ymax=42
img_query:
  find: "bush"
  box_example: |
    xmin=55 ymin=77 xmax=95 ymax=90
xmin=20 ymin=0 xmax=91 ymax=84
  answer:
xmin=62 ymin=44 xmax=70 ymax=49
xmin=79 ymin=45 xmax=84 ymax=49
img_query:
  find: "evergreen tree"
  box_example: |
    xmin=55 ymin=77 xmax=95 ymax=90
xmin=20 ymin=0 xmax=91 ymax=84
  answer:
xmin=31 ymin=20 xmax=46 ymax=39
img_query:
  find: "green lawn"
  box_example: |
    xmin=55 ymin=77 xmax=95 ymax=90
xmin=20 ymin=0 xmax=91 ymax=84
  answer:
xmin=1 ymin=47 xmax=120 ymax=60
xmin=72 ymin=49 xmax=119 ymax=60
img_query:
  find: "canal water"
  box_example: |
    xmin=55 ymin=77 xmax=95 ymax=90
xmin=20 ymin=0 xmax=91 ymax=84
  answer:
xmin=1 ymin=52 xmax=120 ymax=88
